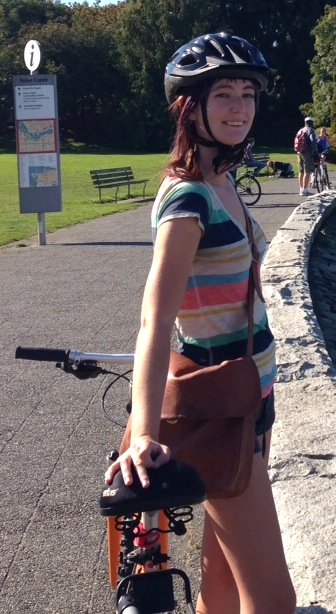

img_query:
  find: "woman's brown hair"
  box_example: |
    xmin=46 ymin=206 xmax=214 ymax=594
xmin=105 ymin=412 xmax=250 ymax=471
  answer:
xmin=165 ymin=94 xmax=204 ymax=181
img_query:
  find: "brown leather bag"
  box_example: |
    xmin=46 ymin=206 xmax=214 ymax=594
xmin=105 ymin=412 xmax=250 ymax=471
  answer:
xmin=120 ymin=210 xmax=263 ymax=498
xmin=158 ymin=350 xmax=261 ymax=498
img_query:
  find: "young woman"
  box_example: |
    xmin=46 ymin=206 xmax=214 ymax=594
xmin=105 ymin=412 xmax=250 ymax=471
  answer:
xmin=105 ymin=32 xmax=296 ymax=614
xmin=310 ymin=126 xmax=329 ymax=187
xmin=317 ymin=126 xmax=330 ymax=154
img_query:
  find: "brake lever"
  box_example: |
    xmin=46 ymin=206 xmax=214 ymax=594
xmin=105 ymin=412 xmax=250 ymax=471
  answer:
xmin=56 ymin=360 xmax=103 ymax=379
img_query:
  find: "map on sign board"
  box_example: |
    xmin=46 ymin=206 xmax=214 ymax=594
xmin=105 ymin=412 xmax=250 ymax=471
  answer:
xmin=19 ymin=153 xmax=58 ymax=188
xmin=17 ymin=119 xmax=56 ymax=153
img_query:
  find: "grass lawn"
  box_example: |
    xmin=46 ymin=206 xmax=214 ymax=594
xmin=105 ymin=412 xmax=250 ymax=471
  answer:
xmin=0 ymin=151 xmax=167 ymax=246
xmin=0 ymin=147 xmax=334 ymax=247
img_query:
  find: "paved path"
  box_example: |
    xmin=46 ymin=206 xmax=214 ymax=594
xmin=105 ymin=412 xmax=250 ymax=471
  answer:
xmin=0 ymin=175 xmax=333 ymax=613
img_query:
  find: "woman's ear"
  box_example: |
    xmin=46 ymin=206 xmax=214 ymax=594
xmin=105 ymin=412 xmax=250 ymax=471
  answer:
xmin=189 ymin=103 xmax=199 ymax=122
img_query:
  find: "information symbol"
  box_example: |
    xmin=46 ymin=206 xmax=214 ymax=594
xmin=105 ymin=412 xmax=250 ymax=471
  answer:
xmin=24 ymin=40 xmax=42 ymax=73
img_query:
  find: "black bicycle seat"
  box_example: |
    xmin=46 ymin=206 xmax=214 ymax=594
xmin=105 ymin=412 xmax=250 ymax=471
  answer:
xmin=100 ymin=459 xmax=206 ymax=516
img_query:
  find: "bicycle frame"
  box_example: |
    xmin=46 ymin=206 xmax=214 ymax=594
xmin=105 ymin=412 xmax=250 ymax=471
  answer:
xmin=313 ymin=153 xmax=331 ymax=193
xmin=15 ymin=345 xmax=206 ymax=614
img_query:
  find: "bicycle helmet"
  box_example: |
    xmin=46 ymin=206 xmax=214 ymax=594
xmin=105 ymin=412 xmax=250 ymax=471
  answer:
xmin=305 ymin=117 xmax=314 ymax=126
xmin=165 ymin=32 xmax=273 ymax=104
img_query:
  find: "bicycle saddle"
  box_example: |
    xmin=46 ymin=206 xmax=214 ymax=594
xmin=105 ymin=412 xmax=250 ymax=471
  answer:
xmin=100 ymin=459 xmax=206 ymax=516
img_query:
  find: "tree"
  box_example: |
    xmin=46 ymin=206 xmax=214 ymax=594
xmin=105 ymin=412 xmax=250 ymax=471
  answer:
xmin=0 ymin=0 xmax=333 ymax=149
xmin=31 ymin=3 xmax=125 ymax=143
xmin=215 ymin=0 xmax=329 ymax=143
xmin=0 ymin=0 xmax=126 ymax=145
xmin=116 ymin=0 xmax=223 ymax=151
xmin=310 ymin=5 xmax=336 ymax=127
xmin=0 ymin=0 xmax=71 ymax=140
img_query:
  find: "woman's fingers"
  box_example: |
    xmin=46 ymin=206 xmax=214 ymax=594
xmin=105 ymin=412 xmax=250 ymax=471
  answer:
xmin=104 ymin=441 xmax=171 ymax=487
xmin=104 ymin=459 xmax=121 ymax=485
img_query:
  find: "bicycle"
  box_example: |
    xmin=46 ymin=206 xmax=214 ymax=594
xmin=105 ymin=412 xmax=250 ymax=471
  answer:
xmin=15 ymin=345 xmax=206 ymax=614
xmin=312 ymin=151 xmax=331 ymax=193
xmin=234 ymin=170 xmax=262 ymax=206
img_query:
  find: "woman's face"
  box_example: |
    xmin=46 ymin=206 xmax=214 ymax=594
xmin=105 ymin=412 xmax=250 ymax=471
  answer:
xmin=193 ymin=78 xmax=256 ymax=146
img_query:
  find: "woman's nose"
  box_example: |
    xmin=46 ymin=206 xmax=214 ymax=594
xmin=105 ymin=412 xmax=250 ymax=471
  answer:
xmin=230 ymin=96 xmax=245 ymax=111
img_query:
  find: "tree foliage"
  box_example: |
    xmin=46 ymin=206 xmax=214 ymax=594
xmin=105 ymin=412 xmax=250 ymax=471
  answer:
xmin=0 ymin=0 xmax=333 ymax=150
xmin=310 ymin=5 xmax=336 ymax=127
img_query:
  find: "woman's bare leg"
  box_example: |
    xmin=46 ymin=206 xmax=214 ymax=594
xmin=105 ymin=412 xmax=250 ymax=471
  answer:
xmin=196 ymin=431 xmax=296 ymax=614
xmin=196 ymin=510 xmax=240 ymax=613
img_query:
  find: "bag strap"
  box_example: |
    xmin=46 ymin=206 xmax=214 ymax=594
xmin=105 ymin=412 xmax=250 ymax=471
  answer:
xmin=243 ymin=208 xmax=265 ymax=357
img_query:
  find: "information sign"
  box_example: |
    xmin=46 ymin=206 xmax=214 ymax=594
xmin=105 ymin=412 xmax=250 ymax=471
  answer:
xmin=24 ymin=40 xmax=42 ymax=74
xmin=13 ymin=73 xmax=62 ymax=215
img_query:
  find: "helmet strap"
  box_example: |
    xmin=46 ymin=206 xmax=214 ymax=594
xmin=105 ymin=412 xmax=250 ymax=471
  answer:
xmin=192 ymin=98 xmax=249 ymax=174
xmin=201 ymin=97 xmax=217 ymax=143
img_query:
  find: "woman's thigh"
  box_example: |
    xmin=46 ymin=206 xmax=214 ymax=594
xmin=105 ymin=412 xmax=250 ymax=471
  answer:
xmin=204 ymin=451 xmax=295 ymax=611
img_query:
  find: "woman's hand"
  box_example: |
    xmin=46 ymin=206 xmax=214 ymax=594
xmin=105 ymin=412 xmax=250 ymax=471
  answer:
xmin=105 ymin=436 xmax=170 ymax=488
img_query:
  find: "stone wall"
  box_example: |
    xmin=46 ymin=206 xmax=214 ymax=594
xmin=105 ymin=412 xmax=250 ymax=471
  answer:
xmin=262 ymin=190 xmax=336 ymax=613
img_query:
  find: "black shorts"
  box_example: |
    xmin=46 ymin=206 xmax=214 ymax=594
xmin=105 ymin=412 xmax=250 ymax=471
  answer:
xmin=254 ymin=388 xmax=275 ymax=453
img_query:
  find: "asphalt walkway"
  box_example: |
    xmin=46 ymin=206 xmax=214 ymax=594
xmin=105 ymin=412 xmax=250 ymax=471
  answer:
xmin=0 ymin=174 xmax=333 ymax=613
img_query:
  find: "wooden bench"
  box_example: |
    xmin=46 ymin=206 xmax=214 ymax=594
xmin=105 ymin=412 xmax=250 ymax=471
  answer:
xmin=90 ymin=167 xmax=148 ymax=202
xmin=240 ymin=153 xmax=271 ymax=175
xmin=252 ymin=153 xmax=270 ymax=165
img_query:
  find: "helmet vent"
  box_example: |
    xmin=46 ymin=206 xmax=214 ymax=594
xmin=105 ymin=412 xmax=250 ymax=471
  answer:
xmin=208 ymin=38 xmax=226 ymax=57
xmin=179 ymin=52 xmax=197 ymax=66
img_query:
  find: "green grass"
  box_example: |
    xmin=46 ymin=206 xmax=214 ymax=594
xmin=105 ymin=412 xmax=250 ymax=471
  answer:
xmin=253 ymin=148 xmax=336 ymax=183
xmin=1 ymin=147 xmax=335 ymax=247
xmin=0 ymin=152 xmax=167 ymax=246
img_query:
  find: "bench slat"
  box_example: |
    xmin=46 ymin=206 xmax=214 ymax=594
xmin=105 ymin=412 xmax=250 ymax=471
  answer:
xmin=252 ymin=154 xmax=270 ymax=162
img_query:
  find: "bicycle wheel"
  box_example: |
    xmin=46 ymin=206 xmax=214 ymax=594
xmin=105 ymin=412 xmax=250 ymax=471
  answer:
xmin=314 ymin=167 xmax=322 ymax=193
xmin=235 ymin=174 xmax=261 ymax=205
xmin=321 ymin=166 xmax=331 ymax=190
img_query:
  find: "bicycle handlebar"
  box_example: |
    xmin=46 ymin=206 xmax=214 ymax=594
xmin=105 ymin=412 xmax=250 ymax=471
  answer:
xmin=15 ymin=346 xmax=134 ymax=366
xmin=15 ymin=346 xmax=69 ymax=362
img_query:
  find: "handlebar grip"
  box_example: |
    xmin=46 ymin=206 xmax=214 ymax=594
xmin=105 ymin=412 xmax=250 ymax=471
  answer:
xmin=15 ymin=346 xmax=69 ymax=363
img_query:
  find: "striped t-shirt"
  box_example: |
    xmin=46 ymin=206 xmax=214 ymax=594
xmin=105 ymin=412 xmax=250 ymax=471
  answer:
xmin=151 ymin=176 xmax=276 ymax=398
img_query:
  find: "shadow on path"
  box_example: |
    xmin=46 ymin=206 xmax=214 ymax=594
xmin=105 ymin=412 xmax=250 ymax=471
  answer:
xmin=296 ymin=608 xmax=334 ymax=614
xmin=251 ymin=201 xmax=302 ymax=209
xmin=53 ymin=241 xmax=153 ymax=247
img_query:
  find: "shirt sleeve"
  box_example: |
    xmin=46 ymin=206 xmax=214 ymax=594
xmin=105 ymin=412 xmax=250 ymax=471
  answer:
xmin=156 ymin=182 xmax=211 ymax=234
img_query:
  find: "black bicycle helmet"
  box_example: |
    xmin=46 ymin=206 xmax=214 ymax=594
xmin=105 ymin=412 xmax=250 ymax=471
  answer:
xmin=165 ymin=32 xmax=273 ymax=104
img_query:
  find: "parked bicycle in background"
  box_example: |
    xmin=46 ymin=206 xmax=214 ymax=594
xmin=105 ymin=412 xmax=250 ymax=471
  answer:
xmin=312 ymin=150 xmax=331 ymax=193
xmin=235 ymin=168 xmax=262 ymax=205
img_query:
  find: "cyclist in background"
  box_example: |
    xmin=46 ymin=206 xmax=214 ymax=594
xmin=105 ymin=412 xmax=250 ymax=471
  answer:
xmin=106 ymin=32 xmax=296 ymax=614
xmin=297 ymin=116 xmax=318 ymax=195
xmin=317 ymin=127 xmax=330 ymax=154
xmin=310 ymin=126 xmax=329 ymax=188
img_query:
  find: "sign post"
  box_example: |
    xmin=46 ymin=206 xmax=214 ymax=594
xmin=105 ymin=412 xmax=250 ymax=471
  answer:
xmin=13 ymin=41 xmax=62 ymax=245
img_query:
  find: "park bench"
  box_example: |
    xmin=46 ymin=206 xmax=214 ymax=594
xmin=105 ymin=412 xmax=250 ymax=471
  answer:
xmin=240 ymin=152 xmax=271 ymax=175
xmin=252 ymin=153 xmax=270 ymax=165
xmin=90 ymin=167 xmax=148 ymax=203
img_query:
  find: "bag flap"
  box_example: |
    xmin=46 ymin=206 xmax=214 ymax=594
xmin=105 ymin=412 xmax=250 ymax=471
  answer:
xmin=161 ymin=351 xmax=261 ymax=421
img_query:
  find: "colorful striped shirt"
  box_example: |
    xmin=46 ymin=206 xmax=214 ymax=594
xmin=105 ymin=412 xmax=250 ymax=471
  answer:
xmin=151 ymin=176 xmax=276 ymax=397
